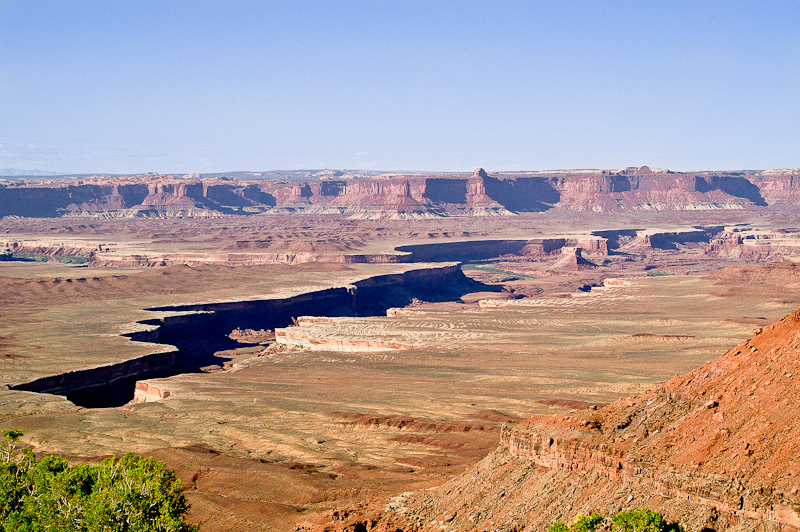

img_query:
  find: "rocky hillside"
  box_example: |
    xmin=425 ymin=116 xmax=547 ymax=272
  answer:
xmin=343 ymin=307 xmax=800 ymax=532
xmin=2 ymin=167 xmax=799 ymax=218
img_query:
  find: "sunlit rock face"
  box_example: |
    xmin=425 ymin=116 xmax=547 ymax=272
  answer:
xmin=369 ymin=308 xmax=800 ymax=532
xmin=1 ymin=168 xmax=794 ymax=218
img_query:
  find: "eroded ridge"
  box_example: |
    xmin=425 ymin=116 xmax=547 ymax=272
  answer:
xmin=387 ymin=309 xmax=800 ymax=532
xmin=500 ymin=406 xmax=799 ymax=531
xmin=3 ymin=166 xmax=797 ymax=219
xmin=11 ymin=264 xmax=484 ymax=407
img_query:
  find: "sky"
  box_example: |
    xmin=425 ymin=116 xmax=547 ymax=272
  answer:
xmin=1 ymin=1 xmax=799 ymax=174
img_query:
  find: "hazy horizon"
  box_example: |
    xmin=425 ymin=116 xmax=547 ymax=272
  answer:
xmin=5 ymin=164 xmax=799 ymax=180
xmin=2 ymin=1 xmax=799 ymax=175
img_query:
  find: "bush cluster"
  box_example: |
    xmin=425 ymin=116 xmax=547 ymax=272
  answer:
xmin=548 ymin=508 xmax=684 ymax=532
xmin=0 ymin=430 xmax=197 ymax=532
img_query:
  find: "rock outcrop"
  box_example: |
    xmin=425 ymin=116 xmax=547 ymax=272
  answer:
xmin=275 ymin=327 xmax=415 ymax=352
xmin=705 ymin=227 xmax=800 ymax=260
xmin=132 ymin=381 xmax=170 ymax=403
xmin=547 ymin=247 xmax=597 ymax=271
xmin=2 ymin=168 xmax=797 ymax=218
xmin=11 ymin=264 xmax=475 ymax=407
xmin=367 ymin=308 xmax=800 ymax=532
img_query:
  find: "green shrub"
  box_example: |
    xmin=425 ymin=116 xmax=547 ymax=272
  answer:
xmin=573 ymin=512 xmax=604 ymax=532
xmin=59 ymin=256 xmax=86 ymax=264
xmin=548 ymin=521 xmax=571 ymax=532
xmin=10 ymin=252 xmax=47 ymax=262
xmin=548 ymin=508 xmax=683 ymax=532
xmin=611 ymin=508 xmax=683 ymax=532
xmin=0 ymin=430 xmax=197 ymax=532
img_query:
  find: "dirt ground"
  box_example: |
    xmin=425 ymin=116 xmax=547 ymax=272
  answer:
xmin=2 ymin=212 xmax=799 ymax=531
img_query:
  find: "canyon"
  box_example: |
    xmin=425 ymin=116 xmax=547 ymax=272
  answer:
xmin=10 ymin=264 xmax=475 ymax=407
xmin=2 ymin=167 xmax=800 ymax=531
xmin=7 ymin=225 xmax=800 ymax=269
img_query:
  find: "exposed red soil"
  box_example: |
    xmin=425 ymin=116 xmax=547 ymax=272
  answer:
xmin=704 ymin=262 xmax=800 ymax=305
xmin=346 ymin=307 xmax=800 ymax=532
xmin=293 ymin=289 xmax=800 ymax=532
xmin=223 ymin=238 xmax=362 ymax=253
xmin=6 ymin=209 xmax=800 ymax=532
xmin=391 ymin=435 xmax=465 ymax=451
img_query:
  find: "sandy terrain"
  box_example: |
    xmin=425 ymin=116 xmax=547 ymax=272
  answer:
xmin=2 ymin=213 xmax=800 ymax=530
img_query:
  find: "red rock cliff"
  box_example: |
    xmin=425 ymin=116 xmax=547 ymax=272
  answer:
xmin=385 ymin=308 xmax=800 ymax=532
xmin=0 ymin=169 xmax=793 ymax=218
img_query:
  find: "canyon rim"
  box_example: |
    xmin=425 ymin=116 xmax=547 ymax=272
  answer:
xmin=2 ymin=167 xmax=800 ymax=531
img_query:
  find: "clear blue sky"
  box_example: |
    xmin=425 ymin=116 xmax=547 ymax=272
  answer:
xmin=1 ymin=1 xmax=798 ymax=174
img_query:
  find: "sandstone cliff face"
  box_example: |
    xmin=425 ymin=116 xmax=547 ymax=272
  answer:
xmin=12 ymin=264 xmax=472 ymax=408
xmin=132 ymin=381 xmax=170 ymax=403
xmin=749 ymin=170 xmax=800 ymax=204
xmin=547 ymin=247 xmax=597 ymax=271
xmin=551 ymin=173 xmax=765 ymax=212
xmin=705 ymin=228 xmax=800 ymax=260
xmin=383 ymin=309 xmax=800 ymax=532
xmin=0 ymin=169 xmax=793 ymax=218
xmin=275 ymin=326 xmax=415 ymax=352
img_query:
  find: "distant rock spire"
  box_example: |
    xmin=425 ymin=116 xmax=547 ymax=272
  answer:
xmin=473 ymin=168 xmax=488 ymax=178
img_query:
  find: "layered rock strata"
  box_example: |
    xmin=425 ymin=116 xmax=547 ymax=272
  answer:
xmin=10 ymin=225 xmax=795 ymax=268
xmin=705 ymin=227 xmax=800 ymax=260
xmin=3 ymin=167 xmax=798 ymax=218
xmin=11 ymin=264 xmax=472 ymax=407
xmin=379 ymin=308 xmax=800 ymax=532
xmin=275 ymin=327 xmax=415 ymax=352
xmin=132 ymin=381 xmax=170 ymax=403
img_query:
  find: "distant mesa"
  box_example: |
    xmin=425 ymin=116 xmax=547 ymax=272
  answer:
xmin=313 ymin=169 xmax=345 ymax=178
xmin=0 ymin=166 xmax=794 ymax=218
xmin=615 ymin=165 xmax=670 ymax=175
xmin=761 ymin=167 xmax=800 ymax=176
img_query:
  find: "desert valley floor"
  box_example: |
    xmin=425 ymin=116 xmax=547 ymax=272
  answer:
xmin=2 ymin=169 xmax=800 ymax=531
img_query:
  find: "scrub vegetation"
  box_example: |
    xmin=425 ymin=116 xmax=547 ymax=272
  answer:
xmin=0 ymin=430 xmax=197 ymax=532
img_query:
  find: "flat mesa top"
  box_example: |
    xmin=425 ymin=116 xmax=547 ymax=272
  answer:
xmin=0 ymin=261 xmax=456 ymax=382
